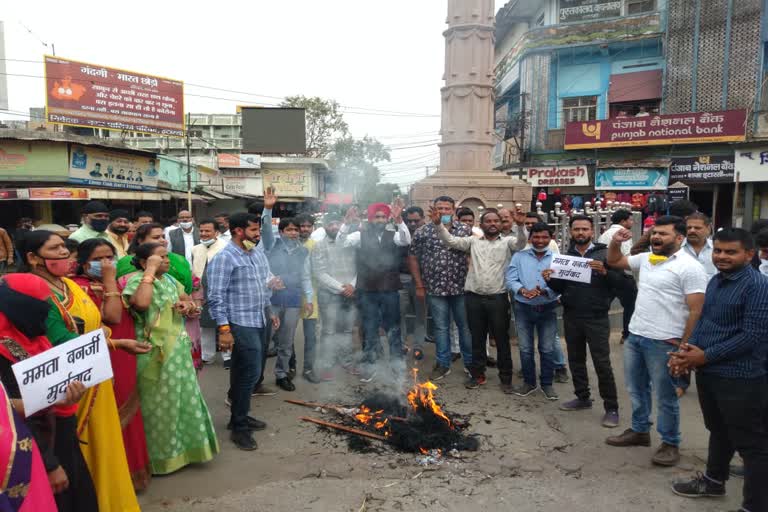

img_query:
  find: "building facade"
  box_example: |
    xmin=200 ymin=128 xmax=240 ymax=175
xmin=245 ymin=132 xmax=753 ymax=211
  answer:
xmin=495 ymin=0 xmax=768 ymax=228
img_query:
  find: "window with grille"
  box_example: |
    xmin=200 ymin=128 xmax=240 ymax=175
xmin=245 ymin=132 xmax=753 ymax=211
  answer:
xmin=626 ymin=0 xmax=656 ymax=15
xmin=563 ymin=96 xmax=597 ymax=123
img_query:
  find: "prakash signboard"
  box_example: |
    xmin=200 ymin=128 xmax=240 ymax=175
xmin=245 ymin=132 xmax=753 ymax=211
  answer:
xmin=523 ymin=165 xmax=589 ymax=187
xmin=69 ymin=145 xmax=157 ymax=191
xmin=559 ymin=0 xmax=622 ymax=23
xmin=564 ymin=110 xmax=747 ymax=150
xmin=45 ymin=56 xmax=184 ymax=136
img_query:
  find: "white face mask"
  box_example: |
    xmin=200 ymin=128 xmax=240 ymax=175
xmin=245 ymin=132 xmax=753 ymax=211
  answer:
xmin=201 ymin=238 xmax=216 ymax=247
xmin=180 ymin=221 xmax=194 ymax=230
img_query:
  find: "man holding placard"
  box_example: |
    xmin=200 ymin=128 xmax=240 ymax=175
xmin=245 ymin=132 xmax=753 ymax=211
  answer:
xmin=604 ymin=216 xmax=707 ymax=467
xmin=543 ymin=215 xmax=621 ymax=428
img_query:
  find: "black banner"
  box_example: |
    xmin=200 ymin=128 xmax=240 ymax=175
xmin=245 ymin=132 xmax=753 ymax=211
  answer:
xmin=669 ymin=156 xmax=734 ymax=184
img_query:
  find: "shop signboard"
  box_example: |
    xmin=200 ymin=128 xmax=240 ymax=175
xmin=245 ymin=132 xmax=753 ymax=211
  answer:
xmin=523 ymin=165 xmax=589 ymax=187
xmin=565 ymin=110 xmax=747 ymax=150
xmin=69 ymin=145 xmax=157 ymax=191
xmin=559 ymin=0 xmax=622 ymax=23
xmin=29 ymin=188 xmax=89 ymax=200
xmin=222 ymin=176 xmax=262 ymax=197
xmin=262 ymin=169 xmax=310 ymax=197
xmin=667 ymin=182 xmax=690 ymax=202
xmin=0 ymin=189 xmax=29 ymax=200
xmin=217 ymin=153 xmax=261 ymax=169
xmin=595 ymin=168 xmax=669 ymax=190
xmin=0 ymin=142 xmax=68 ymax=180
xmin=734 ymin=147 xmax=768 ymax=183
xmin=45 ymin=56 xmax=184 ymax=136
xmin=669 ymin=156 xmax=734 ymax=183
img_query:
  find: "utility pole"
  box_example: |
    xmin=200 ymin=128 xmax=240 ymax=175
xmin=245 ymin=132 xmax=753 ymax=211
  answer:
xmin=185 ymin=112 xmax=192 ymax=212
xmin=518 ymin=92 xmax=527 ymax=180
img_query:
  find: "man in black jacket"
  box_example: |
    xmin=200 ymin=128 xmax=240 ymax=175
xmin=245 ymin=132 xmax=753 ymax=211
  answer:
xmin=543 ymin=215 xmax=621 ymax=428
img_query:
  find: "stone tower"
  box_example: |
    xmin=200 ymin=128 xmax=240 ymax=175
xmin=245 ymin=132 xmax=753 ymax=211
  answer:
xmin=410 ymin=0 xmax=530 ymax=210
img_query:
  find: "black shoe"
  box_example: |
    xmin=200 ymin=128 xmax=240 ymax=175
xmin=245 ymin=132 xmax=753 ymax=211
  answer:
xmin=302 ymin=370 xmax=321 ymax=384
xmin=231 ymin=430 xmax=258 ymax=451
xmin=671 ymin=473 xmax=726 ymax=498
xmin=267 ymin=347 xmax=278 ymax=358
xmin=554 ymin=367 xmax=570 ymax=383
xmin=227 ymin=416 xmax=267 ymax=431
xmin=424 ymin=335 xmax=435 ymax=344
xmin=486 ymin=357 xmax=497 ymax=368
xmin=288 ymin=367 xmax=297 ymax=380
xmin=223 ymin=359 xmax=231 ymax=370
xmin=276 ymin=377 xmax=296 ymax=391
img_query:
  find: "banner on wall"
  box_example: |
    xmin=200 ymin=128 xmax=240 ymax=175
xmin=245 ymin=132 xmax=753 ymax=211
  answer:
xmin=734 ymin=147 xmax=768 ymax=183
xmin=262 ymin=169 xmax=309 ymax=196
xmin=523 ymin=165 xmax=589 ymax=187
xmin=595 ymin=168 xmax=669 ymax=190
xmin=69 ymin=145 xmax=158 ymax=191
xmin=669 ymin=156 xmax=734 ymax=183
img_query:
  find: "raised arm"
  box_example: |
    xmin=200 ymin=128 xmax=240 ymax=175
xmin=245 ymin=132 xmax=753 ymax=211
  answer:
xmin=607 ymin=228 xmax=632 ymax=270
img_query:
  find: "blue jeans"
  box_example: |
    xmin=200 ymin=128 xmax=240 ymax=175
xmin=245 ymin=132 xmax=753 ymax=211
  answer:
xmin=360 ymin=291 xmax=403 ymax=365
xmin=229 ymin=323 xmax=265 ymax=433
xmin=553 ymin=334 xmax=567 ymax=369
xmin=427 ymin=295 xmax=472 ymax=369
xmin=624 ymin=334 xmax=680 ymax=446
xmin=301 ymin=318 xmax=318 ymax=373
xmin=514 ymin=301 xmax=558 ymax=387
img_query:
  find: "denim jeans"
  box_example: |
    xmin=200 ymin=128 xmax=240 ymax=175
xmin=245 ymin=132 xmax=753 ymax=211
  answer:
xmin=511 ymin=302 xmax=566 ymax=368
xmin=399 ymin=276 xmax=425 ymax=350
xmin=302 ymin=318 xmax=318 ymax=373
xmin=272 ymin=305 xmax=301 ymax=379
xmin=624 ymin=334 xmax=680 ymax=446
xmin=514 ymin=301 xmax=559 ymax=387
xmin=229 ymin=323 xmax=265 ymax=433
xmin=317 ymin=290 xmax=357 ymax=369
xmin=360 ymin=290 xmax=403 ymax=366
xmin=427 ymin=294 xmax=472 ymax=369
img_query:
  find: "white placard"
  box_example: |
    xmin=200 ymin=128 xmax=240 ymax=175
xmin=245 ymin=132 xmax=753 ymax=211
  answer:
xmin=12 ymin=329 xmax=113 ymax=416
xmin=550 ymin=255 xmax=593 ymax=283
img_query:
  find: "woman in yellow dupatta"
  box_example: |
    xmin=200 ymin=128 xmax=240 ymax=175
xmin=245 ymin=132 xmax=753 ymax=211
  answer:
xmin=20 ymin=230 xmax=140 ymax=512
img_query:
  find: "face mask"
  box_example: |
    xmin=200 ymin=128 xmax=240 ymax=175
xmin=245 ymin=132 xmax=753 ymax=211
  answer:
xmin=372 ymin=223 xmax=386 ymax=233
xmin=201 ymin=238 xmax=216 ymax=247
xmin=86 ymin=260 xmax=114 ymax=279
xmin=533 ymin=246 xmax=548 ymax=253
xmin=111 ymin=226 xmax=129 ymax=235
xmin=441 ymin=215 xmax=453 ymax=225
xmin=180 ymin=222 xmax=194 ymax=230
xmin=43 ymin=257 xmax=74 ymax=277
xmin=0 ymin=284 xmax=50 ymax=339
xmin=90 ymin=219 xmax=110 ymax=232
xmin=243 ymin=240 xmax=257 ymax=251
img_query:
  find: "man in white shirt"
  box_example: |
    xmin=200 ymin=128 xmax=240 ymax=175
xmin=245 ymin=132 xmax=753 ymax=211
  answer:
xmin=681 ymin=212 xmax=718 ymax=280
xmin=193 ymin=218 xmax=228 ymax=365
xmin=338 ymin=200 xmax=411 ymax=383
xmin=167 ymin=210 xmax=199 ymax=265
xmin=214 ymin=213 xmax=232 ymax=243
xmin=599 ymin=209 xmax=637 ymax=343
xmin=604 ymin=216 xmax=707 ymax=467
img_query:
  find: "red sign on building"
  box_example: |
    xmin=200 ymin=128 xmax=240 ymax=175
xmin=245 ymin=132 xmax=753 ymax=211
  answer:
xmin=564 ymin=110 xmax=747 ymax=150
xmin=45 ymin=56 xmax=184 ymax=137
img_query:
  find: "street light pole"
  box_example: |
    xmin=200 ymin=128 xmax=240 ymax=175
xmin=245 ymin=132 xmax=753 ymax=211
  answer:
xmin=186 ymin=112 xmax=192 ymax=212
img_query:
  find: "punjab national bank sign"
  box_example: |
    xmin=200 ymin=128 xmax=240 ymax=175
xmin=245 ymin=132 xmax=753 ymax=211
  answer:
xmin=44 ymin=56 xmax=184 ymax=136
xmin=564 ymin=110 xmax=747 ymax=150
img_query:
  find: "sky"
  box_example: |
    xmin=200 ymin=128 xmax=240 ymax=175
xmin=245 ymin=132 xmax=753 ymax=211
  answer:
xmin=1 ymin=0 xmax=506 ymax=190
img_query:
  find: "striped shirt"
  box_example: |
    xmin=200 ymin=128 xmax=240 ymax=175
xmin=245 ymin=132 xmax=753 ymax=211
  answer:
xmin=206 ymin=241 xmax=272 ymax=328
xmin=690 ymin=265 xmax=768 ymax=379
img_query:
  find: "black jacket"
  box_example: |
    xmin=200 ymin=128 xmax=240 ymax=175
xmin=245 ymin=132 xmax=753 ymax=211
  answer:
xmin=548 ymin=242 xmax=623 ymax=317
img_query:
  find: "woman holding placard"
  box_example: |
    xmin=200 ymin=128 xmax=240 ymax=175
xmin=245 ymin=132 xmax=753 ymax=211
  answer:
xmin=19 ymin=231 xmax=140 ymax=512
xmin=73 ymin=238 xmax=153 ymax=492
xmin=0 ymin=272 xmax=96 ymax=512
xmin=123 ymin=243 xmax=218 ymax=475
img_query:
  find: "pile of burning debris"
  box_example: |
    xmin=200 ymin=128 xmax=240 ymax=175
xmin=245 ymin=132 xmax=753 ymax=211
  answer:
xmin=289 ymin=369 xmax=479 ymax=455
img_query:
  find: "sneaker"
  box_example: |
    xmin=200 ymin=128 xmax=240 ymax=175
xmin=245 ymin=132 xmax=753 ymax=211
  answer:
xmin=512 ymin=383 xmax=538 ymax=397
xmin=652 ymin=443 xmax=680 ymax=466
xmin=477 ymin=374 xmax=487 ymax=386
xmin=500 ymin=382 xmax=514 ymax=394
xmin=463 ymin=367 xmax=470 ymax=375
xmin=223 ymin=359 xmax=231 ymax=370
xmin=227 ymin=416 xmax=267 ymax=431
xmin=414 ymin=349 xmax=424 ymax=361
xmin=559 ymin=398 xmax=593 ymax=411
xmin=430 ymin=365 xmax=451 ymax=381
xmin=359 ymin=368 xmax=377 ymax=383
xmin=289 ymin=367 xmax=297 ymax=380
xmin=554 ymin=368 xmax=570 ymax=383
xmin=302 ymin=370 xmax=321 ymax=384
xmin=486 ymin=357 xmax=497 ymax=368
xmin=451 ymin=353 xmax=461 ymax=362
xmin=276 ymin=378 xmax=296 ymax=392
xmin=606 ymin=428 xmax=651 ymax=447
xmin=464 ymin=376 xmax=481 ymax=389
xmin=541 ymin=385 xmax=559 ymax=401
xmin=729 ymin=465 xmax=744 ymax=478
xmin=231 ymin=430 xmax=258 ymax=451
xmin=252 ymin=385 xmax=277 ymax=397
xmin=601 ymin=410 xmax=620 ymax=428
xmin=671 ymin=472 xmax=726 ymax=498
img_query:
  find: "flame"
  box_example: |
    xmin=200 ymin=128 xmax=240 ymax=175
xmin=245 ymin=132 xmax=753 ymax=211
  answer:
xmin=419 ymin=447 xmax=429 ymax=455
xmin=407 ymin=369 xmax=452 ymax=428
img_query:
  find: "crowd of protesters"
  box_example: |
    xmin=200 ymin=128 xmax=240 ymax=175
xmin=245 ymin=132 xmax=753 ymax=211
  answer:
xmin=0 ymin=193 xmax=766 ymax=512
